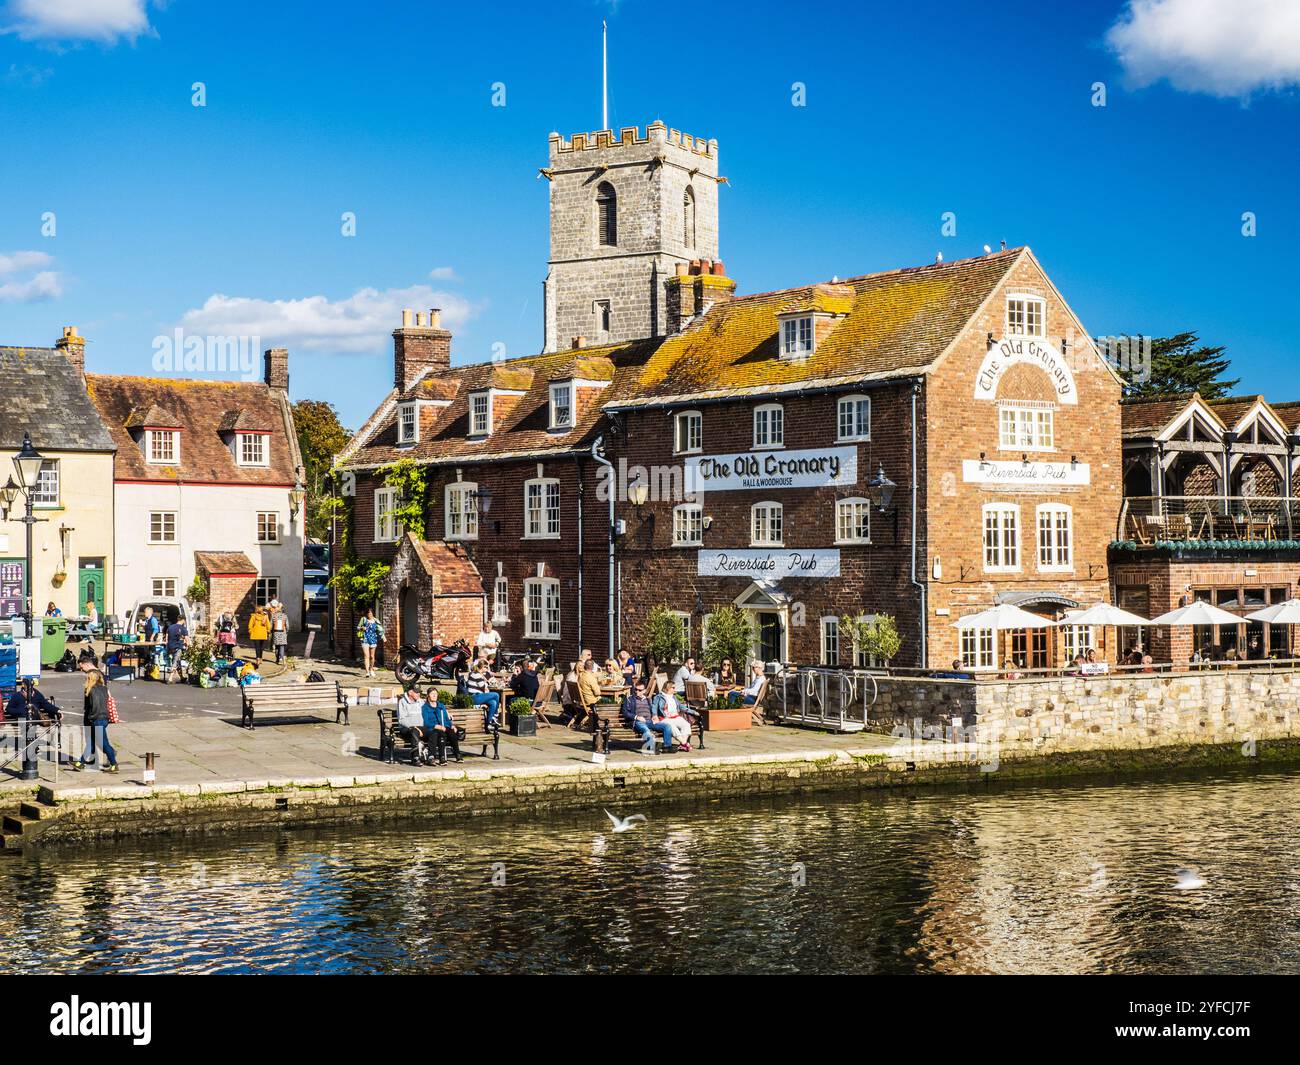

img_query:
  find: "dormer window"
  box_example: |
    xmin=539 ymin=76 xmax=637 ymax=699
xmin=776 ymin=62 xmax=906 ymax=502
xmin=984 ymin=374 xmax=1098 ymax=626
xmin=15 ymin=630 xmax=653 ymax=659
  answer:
xmin=236 ymin=433 xmax=269 ymax=467
xmin=550 ymin=382 xmax=574 ymax=431
xmin=398 ymin=402 xmax=418 ymax=444
xmin=469 ymin=392 xmax=491 ymax=437
xmin=780 ymin=316 xmax=814 ymax=358
xmin=146 ymin=429 xmax=179 ymax=465
xmin=1006 ymin=295 xmax=1045 ymax=337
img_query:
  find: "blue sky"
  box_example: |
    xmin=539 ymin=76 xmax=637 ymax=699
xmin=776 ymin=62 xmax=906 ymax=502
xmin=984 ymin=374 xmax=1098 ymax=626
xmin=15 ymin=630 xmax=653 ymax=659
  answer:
xmin=2 ymin=0 xmax=1298 ymax=429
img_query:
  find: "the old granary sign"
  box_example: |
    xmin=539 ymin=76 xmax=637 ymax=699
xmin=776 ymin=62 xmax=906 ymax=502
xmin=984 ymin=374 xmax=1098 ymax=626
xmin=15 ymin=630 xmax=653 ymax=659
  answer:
xmin=697 ymin=549 xmax=841 ymax=578
xmin=962 ymin=458 xmax=1091 ymax=488
xmin=974 ymin=337 xmax=1078 ymax=404
xmin=684 ymin=445 xmax=857 ymax=493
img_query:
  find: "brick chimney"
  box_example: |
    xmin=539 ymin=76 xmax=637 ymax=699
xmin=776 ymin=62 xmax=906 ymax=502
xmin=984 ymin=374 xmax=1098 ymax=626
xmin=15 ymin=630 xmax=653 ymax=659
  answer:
xmin=55 ymin=326 xmax=85 ymax=377
xmin=666 ymin=261 xmax=736 ymax=334
xmin=263 ymin=347 xmax=289 ymax=391
xmin=394 ymin=308 xmax=452 ymax=391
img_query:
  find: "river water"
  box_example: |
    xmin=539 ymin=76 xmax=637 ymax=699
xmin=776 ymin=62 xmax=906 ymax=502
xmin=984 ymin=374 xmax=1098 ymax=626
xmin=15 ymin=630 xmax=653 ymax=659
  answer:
xmin=3 ymin=768 xmax=1298 ymax=974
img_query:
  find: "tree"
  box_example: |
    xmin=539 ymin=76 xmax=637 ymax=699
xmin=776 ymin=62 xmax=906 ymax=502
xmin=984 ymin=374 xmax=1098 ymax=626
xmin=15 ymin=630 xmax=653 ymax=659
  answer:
xmin=840 ymin=614 xmax=901 ymax=666
xmin=701 ymin=606 xmax=754 ymax=670
xmin=644 ymin=606 xmax=688 ymax=666
xmin=293 ymin=399 xmax=351 ymax=540
xmin=1121 ymin=332 xmax=1239 ymax=401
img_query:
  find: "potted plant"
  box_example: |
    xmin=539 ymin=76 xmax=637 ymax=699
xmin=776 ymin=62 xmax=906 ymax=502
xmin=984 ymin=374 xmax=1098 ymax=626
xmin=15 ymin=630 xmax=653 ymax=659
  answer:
xmin=181 ymin=634 xmax=216 ymax=686
xmin=645 ymin=604 xmax=689 ymax=671
xmin=506 ymin=696 xmax=536 ymax=737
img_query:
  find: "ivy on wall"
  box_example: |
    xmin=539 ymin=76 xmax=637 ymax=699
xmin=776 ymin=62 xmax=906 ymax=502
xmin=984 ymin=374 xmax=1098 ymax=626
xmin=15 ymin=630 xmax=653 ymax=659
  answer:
xmin=382 ymin=458 xmax=429 ymax=541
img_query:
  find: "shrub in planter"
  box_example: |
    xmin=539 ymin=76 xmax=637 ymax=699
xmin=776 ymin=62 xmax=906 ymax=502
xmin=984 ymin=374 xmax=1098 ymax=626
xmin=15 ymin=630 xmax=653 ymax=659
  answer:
xmin=450 ymin=692 xmax=475 ymax=710
xmin=507 ymin=696 xmax=536 ymax=737
xmin=507 ymin=697 xmax=533 ymax=715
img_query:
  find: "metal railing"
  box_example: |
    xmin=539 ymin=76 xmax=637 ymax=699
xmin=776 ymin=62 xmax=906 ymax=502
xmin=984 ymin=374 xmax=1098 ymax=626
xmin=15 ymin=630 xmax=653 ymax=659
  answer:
xmin=1119 ymin=495 xmax=1300 ymax=543
xmin=773 ymin=667 xmax=882 ymax=732
xmin=0 ymin=721 xmax=62 ymax=779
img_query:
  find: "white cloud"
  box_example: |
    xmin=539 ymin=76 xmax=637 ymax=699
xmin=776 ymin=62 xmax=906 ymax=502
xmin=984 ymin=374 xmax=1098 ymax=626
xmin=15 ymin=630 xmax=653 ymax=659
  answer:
xmin=1106 ymin=0 xmax=1300 ymax=98
xmin=1 ymin=0 xmax=154 ymax=44
xmin=428 ymin=266 xmax=459 ymax=281
xmin=0 ymin=250 xmax=61 ymax=302
xmin=176 ymin=284 xmax=481 ymax=354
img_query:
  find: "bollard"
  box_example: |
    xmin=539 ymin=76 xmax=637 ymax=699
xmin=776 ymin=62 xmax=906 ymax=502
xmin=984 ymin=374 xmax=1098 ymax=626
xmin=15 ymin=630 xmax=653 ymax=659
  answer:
xmin=143 ymin=751 xmax=157 ymax=784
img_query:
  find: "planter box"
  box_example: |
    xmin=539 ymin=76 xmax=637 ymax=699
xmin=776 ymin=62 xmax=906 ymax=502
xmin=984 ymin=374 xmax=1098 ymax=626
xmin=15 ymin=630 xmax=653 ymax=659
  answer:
xmin=509 ymin=713 xmax=537 ymax=738
xmin=703 ymin=706 xmax=752 ymax=732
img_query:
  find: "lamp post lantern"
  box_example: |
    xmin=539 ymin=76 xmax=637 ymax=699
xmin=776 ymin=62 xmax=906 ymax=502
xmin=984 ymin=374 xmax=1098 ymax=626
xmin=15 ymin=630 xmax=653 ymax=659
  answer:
xmin=10 ymin=432 xmax=48 ymax=781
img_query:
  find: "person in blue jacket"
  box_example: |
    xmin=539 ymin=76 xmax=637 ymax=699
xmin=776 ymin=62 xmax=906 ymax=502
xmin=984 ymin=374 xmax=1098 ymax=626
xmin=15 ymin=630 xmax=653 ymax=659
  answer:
xmin=421 ymin=689 xmax=462 ymax=765
xmin=4 ymin=678 xmax=59 ymax=720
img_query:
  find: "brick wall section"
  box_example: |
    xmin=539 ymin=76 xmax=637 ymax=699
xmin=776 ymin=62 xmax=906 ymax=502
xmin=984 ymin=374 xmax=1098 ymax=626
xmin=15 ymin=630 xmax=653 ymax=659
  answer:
xmin=205 ymin=574 xmax=256 ymax=637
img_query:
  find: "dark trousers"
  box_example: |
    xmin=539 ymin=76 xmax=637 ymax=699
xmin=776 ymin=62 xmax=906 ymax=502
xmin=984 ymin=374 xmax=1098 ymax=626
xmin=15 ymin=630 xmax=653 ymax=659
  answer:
xmin=432 ymin=726 xmax=461 ymax=762
xmin=252 ymin=639 xmax=265 ymax=662
xmin=398 ymin=725 xmax=427 ymax=761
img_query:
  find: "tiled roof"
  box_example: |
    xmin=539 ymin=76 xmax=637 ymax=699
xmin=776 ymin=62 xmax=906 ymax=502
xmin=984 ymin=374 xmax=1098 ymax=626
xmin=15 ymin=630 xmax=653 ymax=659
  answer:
xmin=408 ymin=536 xmax=482 ymax=595
xmin=398 ymin=376 xmax=459 ymax=403
xmin=87 ymin=375 xmax=301 ymax=484
xmin=1120 ymin=394 xmax=1204 ymax=437
xmin=124 ymin=403 xmax=183 ymax=429
xmin=0 ymin=346 xmax=115 ymax=452
xmin=339 ymin=248 xmax=1022 ymax=467
xmin=195 ymin=550 xmax=257 ymax=576
xmin=1268 ymin=401 xmax=1300 ymax=432
xmin=218 ymin=408 xmax=274 ymax=433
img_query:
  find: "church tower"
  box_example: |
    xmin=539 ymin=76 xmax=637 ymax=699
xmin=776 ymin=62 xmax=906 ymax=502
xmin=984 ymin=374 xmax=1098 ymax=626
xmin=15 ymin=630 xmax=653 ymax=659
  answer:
xmin=543 ymin=121 xmax=720 ymax=351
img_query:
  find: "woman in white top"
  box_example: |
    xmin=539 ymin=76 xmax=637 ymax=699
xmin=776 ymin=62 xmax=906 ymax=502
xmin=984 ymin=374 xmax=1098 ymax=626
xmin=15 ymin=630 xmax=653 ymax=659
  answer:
xmin=656 ymin=681 xmax=693 ymax=748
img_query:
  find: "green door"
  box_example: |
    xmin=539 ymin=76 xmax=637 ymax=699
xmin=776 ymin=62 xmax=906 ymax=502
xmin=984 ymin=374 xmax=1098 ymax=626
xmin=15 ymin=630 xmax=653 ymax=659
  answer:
xmin=78 ymin=558 xmax=105 ymax=617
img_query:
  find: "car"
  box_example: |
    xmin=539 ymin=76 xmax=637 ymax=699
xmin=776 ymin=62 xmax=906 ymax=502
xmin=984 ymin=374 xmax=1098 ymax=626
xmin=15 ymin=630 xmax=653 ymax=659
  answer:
xmin=303 ymin=568 xmax=330 ymax=611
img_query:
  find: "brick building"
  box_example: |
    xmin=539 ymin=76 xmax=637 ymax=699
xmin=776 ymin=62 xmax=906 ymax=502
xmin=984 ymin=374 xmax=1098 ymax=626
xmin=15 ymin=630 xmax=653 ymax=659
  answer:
xmin=333 ymin=122 xmax=1124 ymax=672
xmin=1111 ymin=392 xmax=1300 ymax=662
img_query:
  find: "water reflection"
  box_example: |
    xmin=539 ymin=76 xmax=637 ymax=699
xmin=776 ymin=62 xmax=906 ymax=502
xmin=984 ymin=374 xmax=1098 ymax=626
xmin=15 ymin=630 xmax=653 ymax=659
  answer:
xmin=2 ymin=769 xmax=1297 ymax=973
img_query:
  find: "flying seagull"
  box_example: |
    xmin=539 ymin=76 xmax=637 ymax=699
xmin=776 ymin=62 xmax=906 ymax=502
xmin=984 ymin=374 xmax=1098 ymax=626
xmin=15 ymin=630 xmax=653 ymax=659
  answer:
xmin=604 ymin=809 xmax=647 ymax=833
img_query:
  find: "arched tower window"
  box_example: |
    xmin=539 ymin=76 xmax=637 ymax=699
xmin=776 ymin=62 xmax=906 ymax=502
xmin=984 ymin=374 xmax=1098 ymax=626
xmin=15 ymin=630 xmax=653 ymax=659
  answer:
xmin=683 ymin=186 xmax=696 ymax=248
xmin=596 ymin=182 xmax=617 ymax=246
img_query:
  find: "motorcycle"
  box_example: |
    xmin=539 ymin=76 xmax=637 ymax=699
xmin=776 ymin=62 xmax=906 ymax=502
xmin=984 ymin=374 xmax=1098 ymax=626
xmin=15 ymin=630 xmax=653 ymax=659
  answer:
xmin=497 ymin=646 xmax=554 ymax=672
xmin=394 ymin=639 xmax=471 ymax=685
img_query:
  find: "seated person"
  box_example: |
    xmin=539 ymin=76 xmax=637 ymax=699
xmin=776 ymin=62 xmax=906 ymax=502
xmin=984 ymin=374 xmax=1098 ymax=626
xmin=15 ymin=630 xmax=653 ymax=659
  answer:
xmin=421 ymin=691 xmax=462 ymax=764
xmin=672 ymin=656 xmax=715 ymax=697
xmin=508 ymin=660 xmax=540 ymax=703
xmin=576 ymin=660 xmax=603 ymax=724
xmin=652 ymin=680 xmax=692 ymax=751
xmin=716 ymin=658 xmax=737 ymax=688
xmin=621 ymin=679 xmax=673 ymax=751
xmin=463 ymin=658 xmax=501 ymax=724
xmin=4 ymin=679 xmax=60 ymax=721
xmin=394 ymin=687 xmax=429 ymax=766
xmin=741 ymin=663 xmax=767 ymax=705
xmin=618 ymin=649 xmax=637 ymax=686
xmin=45 ymin=601 xmax=62 ymax=617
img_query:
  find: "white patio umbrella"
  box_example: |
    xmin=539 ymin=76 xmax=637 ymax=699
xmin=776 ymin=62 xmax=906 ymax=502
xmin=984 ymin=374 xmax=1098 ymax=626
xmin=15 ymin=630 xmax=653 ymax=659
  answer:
xmin=952 ymin=603 xmax=1053 ymax=629
xmin=1054 ymin=602 xmax=1151 ymax=628
xmin=1243 ymin=598 xmax=1300 ymax=625
xmin=1149 ymin=600 xmax=1245 ymax=627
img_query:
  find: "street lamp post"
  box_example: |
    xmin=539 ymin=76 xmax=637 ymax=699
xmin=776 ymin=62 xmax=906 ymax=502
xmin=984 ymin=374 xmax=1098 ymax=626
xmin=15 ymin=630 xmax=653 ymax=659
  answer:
xmin=8 ymin=433 xmax=48 ymax=781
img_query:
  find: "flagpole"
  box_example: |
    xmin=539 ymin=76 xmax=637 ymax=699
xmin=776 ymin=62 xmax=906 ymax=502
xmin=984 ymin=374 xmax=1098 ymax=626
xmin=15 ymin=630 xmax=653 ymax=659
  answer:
xmin=602 ymin=20 xmax=608 ymax=131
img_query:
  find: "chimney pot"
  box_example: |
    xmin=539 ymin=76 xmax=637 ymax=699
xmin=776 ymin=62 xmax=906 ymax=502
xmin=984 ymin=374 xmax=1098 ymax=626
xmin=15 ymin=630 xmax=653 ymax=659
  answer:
xmin=429 ymin=308 xmax=441 ymax=329
xmin=571 ymin=336 xmax=586 ymax=349
xmin=711 ymin=260 xmax=726 ymax=276
xmin=402 ymin=309 xmax=414 ymax=327
xmin=674 ymin=262 xmax=689 ymax=276
xmin=55 ymin=324 xmax=87 ymax=377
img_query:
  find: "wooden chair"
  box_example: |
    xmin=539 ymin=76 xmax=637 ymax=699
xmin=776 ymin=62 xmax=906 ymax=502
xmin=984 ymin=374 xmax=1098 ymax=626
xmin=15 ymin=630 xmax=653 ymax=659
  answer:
xmin=749 ymin=676 xmax=770 ymax=726
xmin=531 ymin=678 xmax=556 ymax=728
xmin=1129 ymin=514 xmax=1152 ymax=545
xmin=684 ymin=678 xmax=710 ymax=715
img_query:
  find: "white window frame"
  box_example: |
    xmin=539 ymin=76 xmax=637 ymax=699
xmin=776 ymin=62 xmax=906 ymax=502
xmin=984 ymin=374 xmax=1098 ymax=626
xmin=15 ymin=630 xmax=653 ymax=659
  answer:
xmin=960 ymin=627 xmax=997 ymax=672
xmin=374 ymin=486 xmax=401 ymax=544
xmin=256 ymin=511 xmax=280 ymax=544
xmin=255 ymin=577 xmax=279 ymax=607
xmin=779 ymin=315 xmax=814 ymax=358
xmin=398 ymin=402 xmax=418 ymax=444
xmin=32 ymin=459 xmax=60 ymax=507
xmin=674 ymin=410 xmax=703 ymax=455
xmin=982 ymin=503 xmax=1020 ymax=572
xmin=837 ymin=394 xmax=871 ymax=442
xmin=151 ymin=577 xmax=177 ymax=598
xmin=469 ymin=392 xmax=492 ymax=438
xmin=998 ymin=401 xmax=1055 ymax=451
xmin=820 ymin=616 xmax=840 ymax=667
xmin=835 ymin=497 xmax=871 ymax=545
xmin=750 ymin=501 xmax=784 ymax=547
xmin=670 ymin=610 xmax=692 ymax=657
xmin=1036 ymin=503 xmax=1073 ymax=572
xmin=1062 ymin=623 xmax=1095 ymax=662
xmin=1006 ymin=295 xmax=1046 ymax=338
xmin=753 ymin=403 xmax=784 ymax=450
xmin=549 ymin=382 xmax=574 ymax=431
xmin=148 ymin=511 xmax=177 ymax=544
xmin=673 ymin=503 xmax=703 ymax=546
xmin=146 ymin=429 xmax=180 ymax=466
xmin=524 ymin=478 xmax=561 ymax=540
xmin=445 ymin=482 xmax=478 ymax=541
xmin=236 ymin=432 xmax=269 ymax=467
xmin=493 ymin=576 xmax=510 ymax=624
xmin=524 ymin=576 xmax=561 ymax=640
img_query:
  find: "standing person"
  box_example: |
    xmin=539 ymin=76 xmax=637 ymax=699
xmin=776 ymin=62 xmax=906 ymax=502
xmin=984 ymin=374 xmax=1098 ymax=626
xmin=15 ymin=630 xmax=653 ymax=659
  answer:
xmin=247 ymin=605 xmax=270 ymax=666
xmin=473 ymin=621 xmax=501 ymax=665
xmin=356 ymin=608 xmax=383 ymax=678
xmin=140 ymin=605 xmax=161 ymax=643
xmin=74 ymin=657 xmax=118 ymax=773
xmin=164 ymin=613 xmax=190 ymax=684
xmin=270 ymin=604 xmax=290 ymax=665
xmin=215 ymin=610 xmax=238 ymax=657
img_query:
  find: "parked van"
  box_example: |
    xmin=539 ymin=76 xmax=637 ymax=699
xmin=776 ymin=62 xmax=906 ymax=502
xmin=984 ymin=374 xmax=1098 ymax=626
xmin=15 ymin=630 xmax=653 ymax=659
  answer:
xmin=123 ymin=597 xmax=196 ymax=638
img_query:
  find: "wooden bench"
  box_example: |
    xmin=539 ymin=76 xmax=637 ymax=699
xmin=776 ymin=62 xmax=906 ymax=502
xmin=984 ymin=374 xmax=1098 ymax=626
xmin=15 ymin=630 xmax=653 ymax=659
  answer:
xmin=589 ymin=699 xmax=703 ymax=755
xmin=240 ymin=681 xmax=350 ymax=729
xmin=377 ymin=704 xmax=500 ymax=763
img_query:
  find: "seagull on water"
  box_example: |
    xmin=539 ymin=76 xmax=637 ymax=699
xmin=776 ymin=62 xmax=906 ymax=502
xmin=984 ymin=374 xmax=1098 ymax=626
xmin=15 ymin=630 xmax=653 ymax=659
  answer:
xmin=604 ymin=809 xmax=647 ymax=833
xmin=1174 ymin=867 xmax=1207 ymax=890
